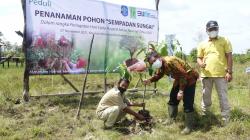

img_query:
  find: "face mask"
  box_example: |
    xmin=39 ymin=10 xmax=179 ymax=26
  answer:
xmin=207 ymin=31 xmax=218 ymax=38
xmin=152 ymin=59 xmax=162 ymax=69
xmin=118 ymin=87 xmax=126 ymax=94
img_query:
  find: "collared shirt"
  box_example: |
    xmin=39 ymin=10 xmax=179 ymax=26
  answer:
xmin=96 ymin=87 xmax=130 ymax=117
xmin=149 ymin=56 xmax=199 ymax=91
xmin=197 ymin=36 xmax=232 ymax=77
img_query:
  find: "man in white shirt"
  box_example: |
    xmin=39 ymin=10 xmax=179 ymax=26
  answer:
xmin=96 ymin=78 xmax=146 ymax=129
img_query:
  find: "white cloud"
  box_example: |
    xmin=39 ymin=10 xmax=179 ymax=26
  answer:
xmin=99 ymin=0 xmax=155 ymax=9
xmin=159 ymin=0 xmax=190 ymax=11
xmin=0 ymin=1 xmax=23 ymax=44
xmin=157 ymin=0 xmax=250 ymax=53
xmin=239 ymin=8 xmax=250 ymax=17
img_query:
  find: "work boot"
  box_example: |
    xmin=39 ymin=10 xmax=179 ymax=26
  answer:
xmin=201 ymin=107 xmax=211 ymax=116
xmin=165 ymin=105 xmax=178 ymax=125
xmin=181 ymin=112 xmax=194 ymax=135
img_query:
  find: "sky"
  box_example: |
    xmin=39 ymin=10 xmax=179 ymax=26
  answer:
xmin=0 ymin=0 xmax=250 ymax=54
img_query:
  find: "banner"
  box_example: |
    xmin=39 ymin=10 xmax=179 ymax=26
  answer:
xmin=25 ymin=0 xmax=158 ymax=75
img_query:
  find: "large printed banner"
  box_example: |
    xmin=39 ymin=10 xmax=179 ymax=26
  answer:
xmin=25 ymin=0 xmax=158 ymax=75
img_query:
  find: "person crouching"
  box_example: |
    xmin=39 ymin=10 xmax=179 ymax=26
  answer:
xmin=96 ymin=78 xmax=146 ymax=129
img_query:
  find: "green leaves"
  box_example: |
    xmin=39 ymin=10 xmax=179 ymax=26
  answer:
xmin=148 ymin=67 xmax=154 ymax=76
xmin=117 ymin=64 xmax=132 ymax=81
xmin=119 ymin=34 xmax=145 ymax=59
xmin=158 ymin=42 xmax=168 ymax=56
xmin=147 ymin=41 xmax=168 ymax=57
xmin=106 ymin=63 xmax=132 ymax=81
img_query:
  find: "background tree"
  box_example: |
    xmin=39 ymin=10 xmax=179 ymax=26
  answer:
xmin=0 ymin=31 xmax=3 ymax=60
xmin=247 ymin=48 xmax=250 ymax=55
xmin=0 ymin=31 xmax=3 ymax=39
xmin=233 ymin=49 xmax=250 ymax=64
xmin=189 ymin=48 xmax=197 ymax=62
xmin=0 ymin=31 xmax=4 ymax=46
xmin=153 ymin=40 xmax=168 ymax=56
xmin=172 ymin=39 xmax=187 ymax=60
xmin=119 ymin=35 xmax=145 ymax=59
xmin=0 ymin=31 xmax=23 ymax=58
xmin=119 ymin=34 xmax=145 ymax=66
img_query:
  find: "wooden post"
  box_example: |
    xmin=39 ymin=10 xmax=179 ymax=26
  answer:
xmin=15 ymin=58 xmax=17 ymax=67
xmin=143 ymin=74 xmax=146 ymax=110
xmin=104 ymin=73 xmax=107 ymax=93
xmin=60 ymin=74 xmax=80 ymax=92
xmin=76 ymin=34 xmax=95 ymax=119
xmin=21 ymin=60 xmax=24 ymax=67
xmin=154 ymin=0 xmax=160 ymax=94
xmin=30 ymin=91 xmax=104 ymax=98
xmin=103 ymin=4 xmax=109 ymax=93
xmin=21 ymin=0 xmax=30 ymax=102
xmin=103 ymin=41 xmax=108 ymax=93
xmin=0 ymin=45 xmax=1 ymax=63
xmin=23 ymin=63 xmax=30 ymax=102
xmin=155 ymin=0 xmax=160 ymax=41
xmin=155 ymin=0 xmax=160 ymax=11
xmin=154 ymin=82 xmax=157 ymax=94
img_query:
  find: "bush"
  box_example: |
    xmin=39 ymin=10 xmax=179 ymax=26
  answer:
xmin=175 ymin=51 xmax=187 ymax=60
xmin=189 ymin=48 xmax=197 ymax=62
xmin=233 ymin=54 xmax=250 ymax=64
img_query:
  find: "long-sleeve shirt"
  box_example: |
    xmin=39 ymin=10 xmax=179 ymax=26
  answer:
xmin=149 ymin=56 xmax=199 ymax=91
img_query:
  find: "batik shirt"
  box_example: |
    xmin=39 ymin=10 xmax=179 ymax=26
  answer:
xmin=149 ymin=56 xmax=199 ymax=91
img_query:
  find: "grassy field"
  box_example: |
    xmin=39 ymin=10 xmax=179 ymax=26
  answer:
xmin=0 ymin=62 xmax=250 ymax=140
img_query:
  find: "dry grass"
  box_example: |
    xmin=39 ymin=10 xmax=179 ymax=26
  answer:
xmin=0 ymin=62 xmax=250 ymax=140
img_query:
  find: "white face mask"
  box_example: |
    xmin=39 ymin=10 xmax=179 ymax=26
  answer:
xmin=152 ymin=59 xmax=162 ymax=69
xmin=207 ymin=31 xmax=218 ymax=38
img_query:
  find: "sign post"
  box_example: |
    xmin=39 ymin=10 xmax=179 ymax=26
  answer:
xmin=22 ymin=0 xmax=30 ymax=102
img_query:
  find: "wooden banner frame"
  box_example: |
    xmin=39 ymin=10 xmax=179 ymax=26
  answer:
xmin=20 ymin=0 xmax=160 ymax=114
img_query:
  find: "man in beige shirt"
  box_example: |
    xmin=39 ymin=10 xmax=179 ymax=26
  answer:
xmin=96 ymin=78 xmax=146 ymax=129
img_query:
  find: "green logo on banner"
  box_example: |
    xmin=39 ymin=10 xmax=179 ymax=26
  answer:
xmin=130 ymin=7 xmax=136 ymax=19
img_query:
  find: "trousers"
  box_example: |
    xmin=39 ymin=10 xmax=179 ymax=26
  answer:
xmin=168 ymin=83 xmax=196 ymax=113
xmin=98 ymin=106 xmax=126 ymax=127
xmin=201 ymin=77 xmax=230 ymax=118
